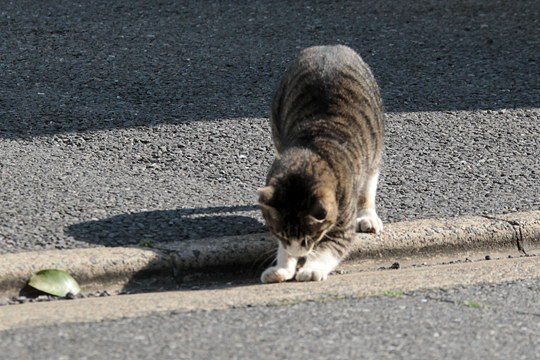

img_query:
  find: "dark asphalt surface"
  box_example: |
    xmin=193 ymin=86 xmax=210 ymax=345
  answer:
xmin=1 ymin=0 xmax=539 ymax=253
xmin=1 ymin=279 xmax=538 ymax=359
xmin=1 ymin=0 xmax=538 ymax=136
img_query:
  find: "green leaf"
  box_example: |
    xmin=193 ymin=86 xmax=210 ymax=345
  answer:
xmin=381 ymin=290 xmax=404 ymax=298
xmin=28 ymin=269 xmax=81 ymax=297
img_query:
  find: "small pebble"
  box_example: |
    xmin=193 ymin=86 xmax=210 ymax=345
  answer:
xmin=390 ymin=262 xmax=400 ymax=270
xmin=485 ymin=255 xmax=492 ymax=260
xmin=16 ymin=296 xmax=29 ymax=304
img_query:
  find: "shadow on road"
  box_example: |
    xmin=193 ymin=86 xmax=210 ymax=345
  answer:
xmin=66 ymin=204 xmax=268 ymax=294
xmin=1 ymin=0 xmax=538 ymax=137
xmin=66 ymin=205 xmax=265 ymax=247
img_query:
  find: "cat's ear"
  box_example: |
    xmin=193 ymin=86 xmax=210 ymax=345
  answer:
xmin=309 ymin=187 xmax=337 ymax=223
xmin=256 ymin=186 xmax=275 ymax=206
xmin=310 ymin=202 xmax=328 ymax=222
xmin=257 ymin=186 xmax=280 ymax=222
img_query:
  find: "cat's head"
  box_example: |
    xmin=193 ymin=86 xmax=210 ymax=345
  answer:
xmin=257 ymin=176 xmax=337 ymax=257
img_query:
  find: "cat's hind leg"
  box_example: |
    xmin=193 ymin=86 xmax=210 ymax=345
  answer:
xmin=261 ymin=242 xmax=298 ymax=283
xmin=356 ymin=171 xmax=383 ymax=234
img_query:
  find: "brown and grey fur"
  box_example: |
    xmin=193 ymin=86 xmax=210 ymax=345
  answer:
xmin=258 ymin=45 xmax=384 ymax=283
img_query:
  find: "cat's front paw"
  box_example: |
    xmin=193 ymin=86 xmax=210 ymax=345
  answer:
xmin=356 ymin=209 xmax=383 ymax=234
xmin=261 ymin=266 xmax=295 ymax=284
xmin=295 ymin=267 xmax=328 ymax=282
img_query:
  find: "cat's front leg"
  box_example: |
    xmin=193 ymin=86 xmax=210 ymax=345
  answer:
xmin=296 ymin=248 xmax=340 ymax=282
xmin=261 ymin=242 xmax=298 ymax=283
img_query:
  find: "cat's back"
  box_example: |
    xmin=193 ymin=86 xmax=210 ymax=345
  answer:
xmin=296 ymin=44 xmax=366 ymax=79
xmin=272 ymin=45 xmax=383 ymax=152
xmin=277 ymin=45 xmax=379 ymax=97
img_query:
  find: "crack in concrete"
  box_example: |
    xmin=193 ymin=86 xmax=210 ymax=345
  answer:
xmin=481 ymin=215 xmax=528 ymax=255
xmin=514 ymin=311 xmax=540 ymax=318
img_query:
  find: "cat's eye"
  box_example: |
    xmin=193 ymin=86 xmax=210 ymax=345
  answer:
xmin=310 ymin=208 xmax=327 ymax=222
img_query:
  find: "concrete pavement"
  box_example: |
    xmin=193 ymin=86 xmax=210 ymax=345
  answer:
xmin=1 ymin=278 xmax=539 ymax=359
xmin=1 ymin=250 xmax=539 ymax=332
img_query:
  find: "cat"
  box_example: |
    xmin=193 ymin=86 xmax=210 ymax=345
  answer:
xmin=257 ymin=45 xmax=384 ymax=283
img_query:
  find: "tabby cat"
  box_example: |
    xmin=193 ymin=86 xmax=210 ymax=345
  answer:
xmin=257 ymin=45 xmax=384 ymax=283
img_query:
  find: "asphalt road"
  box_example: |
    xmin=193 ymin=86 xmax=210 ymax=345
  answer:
xmin=1 ymin=0 xmax=539 ymax=253
xmin=1 ymin=2 xmax=539 ymax=358
xmin=1 ymin=278 xmax=538 ymax=360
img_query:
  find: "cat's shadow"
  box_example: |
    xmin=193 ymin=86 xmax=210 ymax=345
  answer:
xmin=66 ymin=205 xmax=265 ymax=247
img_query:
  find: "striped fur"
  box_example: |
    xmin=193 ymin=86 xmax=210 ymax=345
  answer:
xmin=258 ymin=45 xmax=384 ymax=283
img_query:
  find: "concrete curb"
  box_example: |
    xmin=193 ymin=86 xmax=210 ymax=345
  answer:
xmin=1 ymin=211 xmax=539 ymax=298
xmin=350 ymin=211 xmax=540 ymax=258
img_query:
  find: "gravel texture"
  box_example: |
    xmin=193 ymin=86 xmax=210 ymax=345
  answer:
xmin=2 ymin=290 xmax=112 ymax=306
xmin=0 ymin=0 xmax=539 ymax=253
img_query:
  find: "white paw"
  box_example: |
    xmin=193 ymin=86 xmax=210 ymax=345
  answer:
xmin=356 ymin=209 xmax=383 ymax=234
xmin=295 ymin=267 xmax=328 ymax=282
xmin=261 ymin=266 xmax=295 ymax=284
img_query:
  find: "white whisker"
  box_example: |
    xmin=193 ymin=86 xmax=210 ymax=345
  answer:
xmin=251 ymin=248 xmax=277 ymax=272
xmin=324 ymin=233 xmax=338 ymax=242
